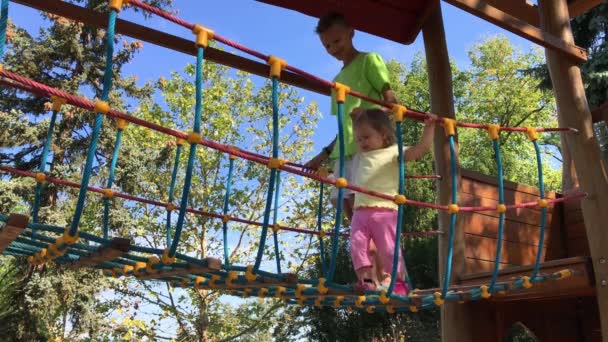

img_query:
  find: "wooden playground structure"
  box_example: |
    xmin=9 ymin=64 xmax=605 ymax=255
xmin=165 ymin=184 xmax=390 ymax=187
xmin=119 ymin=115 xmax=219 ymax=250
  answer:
xmin=1 ymin=0 xmax=607 ymax=341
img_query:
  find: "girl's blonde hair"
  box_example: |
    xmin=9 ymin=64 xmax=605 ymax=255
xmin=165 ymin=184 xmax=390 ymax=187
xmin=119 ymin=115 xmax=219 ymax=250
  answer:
xmin=352 ymin=108 xmax=396 ymax=147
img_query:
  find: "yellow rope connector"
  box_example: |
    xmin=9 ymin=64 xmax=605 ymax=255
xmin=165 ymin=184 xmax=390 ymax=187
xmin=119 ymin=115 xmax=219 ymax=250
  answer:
xmin=134 ymin=262 xmax=147 ymax=277
xmin=386 ymin=305 xmax=395 ymax=314
xmin=537 ymin=199 xmax=548 ymax=208
xmin=379 ymin=290 xmax=391 ymax=304
xmin=318 ymin=231 xmax=326 ymax=238
xmin=448 ymin=204 xmax=460 ymax=214
xmin=94 ymin=100 xmax=110 ymax=114
xmin=62 ymin=229 xmax=79 ymax=245
xmin=49 ymin=243 xmax=65 ymax=258
xmin=275 ymin=286 xmax=286 ymax=298
xmin=146 ymin=256 xmax=160 ymax=274
xmin=267 ymin=157 xmax=286 ymax=169
xmin=295 ymin=284 xmax=306 ymax=298
xmin=209 ymin=275 xmax=220 ymax=288
xmin=480 ymin=285 xmax=491 ymax=299
xmin=226 ymin=271 xmax=238 ymax=286
xmin=554 ymin=269 xmax=573 ymax=279
xmin=187 ymin=132 xmax=201 ymax=144
xmin=51 ymin=96 xmax=67 ymax=111
xmin=267 ymin=55 xmax=287 ymax=78
xmin=271 ymin=224 xmax=280 ymax=233
xmin=433 ymin=292 xmax=445 ymax=306
xmin=161 ymin=248 xmax=176 ymax=265
xmin=335 ymin=177 xmax=348 ymax=188
xmin=122 ymin=264 xmax=134 ymax=276
xmin=35 ymin=172 xmax=47 ymax=184
xmin=116 ymin=118 xmax=128 ymax=130
xmin=394 ymin=194 xmax=407 ymax=205
xmin=242 ymin=288 xmax=251 ymax=299
xmin=222 ymin=215 xmax=231 ymax=223
xmin=487 ymin=124 xmax=500 ymax=141
xmin=192 ymin=24 xmax=214 ymax=48
xmin=317 ymin=167 xmax=330 ymax=178
xmin=409 ymin=305 xmax=418 ymax=313
xmin=245 ymin=265 xmax=257 ymax=282
xmin=195 ymin=276 xmax=206 ymax=289
xmin=314 ymin=296 xmax=323 ymax=308
xmin=496 ymin=204 xmax=506 ymax=213
xmin=109 ymin=0 xmax=129 ymax=12
xmin=334 ymin=296 xmax=344 ymax=308
xmin=521 ymin=276 xmax=533 ymax=289
xmin=258 ymin=288 xmax=268 ymax=298
xmin=166 ymin=203 xmax=177 ymax=212
xmin=316 ymin=278 xmax=328 ymax=295
xmin=333 ymin=82 xmax=350 ymax=103
xmin=525 ymin=127 xmax=538 ymax=141
xmin=355 ymin=296 xmax=366 ymax=308
xmin=366 ymin=306 xmax=375 ymax=314
xmin=442 ymin=118 xmax=457 ymax=136
xmin=176 ymin=137 xmax=186 ymax=146
xmin=102 ymin=188 xmax=114 ymax=199
xmin=392 ymin=104 xmax=407 ymax=122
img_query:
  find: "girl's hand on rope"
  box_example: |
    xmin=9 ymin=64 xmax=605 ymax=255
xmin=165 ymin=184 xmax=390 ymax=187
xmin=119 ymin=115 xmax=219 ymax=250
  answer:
xmin=425 ymin=113 xmax=439 ymax=125
xmin=303 ymin=152 xmax=327 ymax=173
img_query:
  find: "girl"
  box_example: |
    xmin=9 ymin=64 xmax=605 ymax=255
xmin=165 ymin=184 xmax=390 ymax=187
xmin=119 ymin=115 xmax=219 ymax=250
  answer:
xmin=350 ymin=108 xmax=435 ymax=294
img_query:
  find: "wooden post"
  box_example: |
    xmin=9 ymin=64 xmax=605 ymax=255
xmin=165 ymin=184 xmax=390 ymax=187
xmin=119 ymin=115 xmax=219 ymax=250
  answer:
xmin=538 ymin=1 xmax=608 ymax=341
xmin=0 ymin=214 xmax=29 ymax=253
xmin=422 ymin=4 xmax=472 ymax=341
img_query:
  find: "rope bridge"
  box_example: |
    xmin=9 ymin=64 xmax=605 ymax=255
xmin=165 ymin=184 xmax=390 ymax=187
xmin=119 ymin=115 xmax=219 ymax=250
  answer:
xmin=0 ymin=0 xmax=587 ymax=313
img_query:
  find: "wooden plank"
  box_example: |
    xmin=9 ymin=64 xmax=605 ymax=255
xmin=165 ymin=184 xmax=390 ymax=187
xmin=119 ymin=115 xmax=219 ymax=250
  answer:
xmin=568 ymin=0 xmax=604 ymax=17
xmin=461 ymin=212 xmax=557 ymax=247
xmin=459 ymin=193 xmax=551 ymax=226
xmin=462 ymin=256 xmax=591 ymax=280
xmin=567 ymin=237 xmax=590 ymax=256
xmin=443 ymin=0 xmax=588 ymax=63
xmin=0 ymin=214 xmax=29 ymax=253
xmin=566 ymin=221 xmax=587 ymax=239
xmin=466 ymin=257 xmax=515 ymax=273
xmin=465 ymin=234 xmax=548 ymax=266
xmin=483 ymin=0 xmax=540 ymax=26
xmin=461 ymin=169 xmax=557 ymax=198
xmin=564 ymin=208 xmax=584 ymax=225
xmin=70 ymin=237 xmax=131 ymax=268
xmin=591 ymin=102 xmax=608 ymax=124
xmin=136 ymin=257 xmax=222 ymax=280
xmin=11 ymin=0 xmax=330 ymax=96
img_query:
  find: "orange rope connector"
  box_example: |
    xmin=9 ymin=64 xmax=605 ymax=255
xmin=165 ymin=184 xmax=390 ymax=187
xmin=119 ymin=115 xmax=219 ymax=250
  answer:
xmin=409 ymin=305 xmax=418 ymax=313
xmin=386 ymin=305 xmax=395 ymax=314
xmin=487 ymin=124 xmax=500 ymax=141
xmin=496 ymin=204 xmax=506 ymax=213
xmin=448 ymin=204 xmax=460 ymax=214
xmin=521 ymin=276 xmax=533 ymax=289
xmin=242 ymin=288 xmax=251 ymax=299
xmin=275 ymin=286 xmax=286 ymax=298
xmin=133 ymin=261 xmax=147 ymax=277
xmin=537 ymin=199 xmax=548 ymax=208
xmin=318 ymin=231 xmax=326 ymax=238
xmin=62 ymin=229 xmax=79 ymax=245
xmin=258 ymin=288 xmax=269 ymax=298
xmin=480 ymin=285 xmax=491 ymax=299
xmin=116 ymin=118 xmax=128 ymax=130
xmin=102 ymin=188 xmax=114 ymax=199
xmin=267 ymin=157 xmax=286 ymax=169
xmin=94 ymin=100 xmax=110 ymax=115
xmin=146 ymin=256 xmax=160 ymax=274
xmin=166 ymin=203 xmax=178 ymax=212
xmin=50 ymin=96 xmax=67 ymax=111
xmin=392 ymin=104 xmax=407 ymax=123
xmin=394 ymin=194 xmax=407 ymax=205
xmin=554 ymin=269 xmax=573 ymax=279
xmin=333 ymin=82 xmax=350 ymax=103
xmin=221 ymin=215 xmax=231 ymax=223
xmin=226 ymin=271 xmax=238 ymax=286
xmin=334 ymin=296 xmax=344 ymax=308
xmin=355 ymin=295 xmax=366 ymax=308
xmin=271 ymin=224 xmax=280 ymax=233
xmin=316 ymin=278 xmax=328 ymax=295
xmin=195 ymin=276 xmax=206 ymax=289
xmin=442 ymin=118 xmax=457 ymax=136
xmin=109 ymin=0 xmax=129 ymax=12
xmin=176 ymin=137 xmax=186 ymax=146
xmin=192 ymin=24 xmax=214 ymax=48
xmin=295 ymin=284 xmax=306 ymax=298
xmin=209 ymin=275 xmax=220 ymax=288
xmin=433 ymin=292 xmax=445 ymax=306
xmin=187 ymin=132 xmax=201 ymax=144
xmin=244 ymin=265 xmax=257 ymax=282
xmin=161 ymin=248 xmax=176 ymax=265
xmin=0 ymin=64 xmax=3 ymax=73
xmin=267 ymin=55 xmax=287 ymax=78
xmin=525 ymin=127 xmax=538 ymax=141
xmin=335 ymin=177 xmax=348 ymax=188
xmin=379 ymin=290 xmax=391 ymax=304
xmin=35 ymin=172 xmax=47 ymax=184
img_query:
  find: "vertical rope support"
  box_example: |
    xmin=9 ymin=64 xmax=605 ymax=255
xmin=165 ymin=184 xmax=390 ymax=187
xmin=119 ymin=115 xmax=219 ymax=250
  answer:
xmin=221 ymin=156 xmax=235 ymax=268
xmin=325 ymin=101 xmax=346 ymax=282
xmin=441 ymin=135 xmax=458 ymax=299
xmin=253 ymin=76 xmax=280 ymax=271
xmin=316 ymin=182 xmax=327 ymax=275
xmin=102 ymin=127 xmax=124 ymax=240
xmin=166 ymin=142 xmax=183 ymax=246
xmin=272 ymin=170 xmax=282 ymax=274
xmin=32 ymin=109 xmax=59 ymax=225
xmin=0 ymin=0 xmax=9 ymax=58
xmin=489 ymin=138 xmax=505 ymax=292
xmin=531 ymin=139 xmax=546 ymax=280
xmin=168 ymin=45 xmax=205 ymax=256
xmin=68 ymin=9 xmax=118 ymax=236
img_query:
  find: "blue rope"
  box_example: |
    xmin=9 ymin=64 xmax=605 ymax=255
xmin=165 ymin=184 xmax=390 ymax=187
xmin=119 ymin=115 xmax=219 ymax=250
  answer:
xmin=531 ymin=140 xmax=546 ymax=280
xmin=221 ymin=157 xmax=235 ymax=268
xmin=102 ymin=128 xmax=124 ymax=239
xmin=272 ymin=170 xmax=282 ymax=274
xmin=0 ymin=0 xmax=8 ymax=59
xmin=32 ymin=109 xmax=59 ymax=226
xmin=169 ymin=46 xmax=205 ymax=256
xmin=441 ymin=135 xmax=458 ymax=299
xmin=68 ymin=10 xmax=118 ymax=236
xmin=253 ymin=76 xmax=280 ymax=271
xmin=489 ymin=138 xmax=505 ymax=292
xmin=166 ymin=143 xmax=183 ymax=246
xmin=316 ymin=182 xmax=327 ymax=274
xmin=325 ymin=101 xmax=345 ymax=282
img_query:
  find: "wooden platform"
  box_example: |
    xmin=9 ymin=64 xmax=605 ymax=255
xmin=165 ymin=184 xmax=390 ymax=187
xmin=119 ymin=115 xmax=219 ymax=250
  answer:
xmin=0 ymin=214 xmax=29 ymax=253
xmin=70 ymin=237 xmax=131 ymax=268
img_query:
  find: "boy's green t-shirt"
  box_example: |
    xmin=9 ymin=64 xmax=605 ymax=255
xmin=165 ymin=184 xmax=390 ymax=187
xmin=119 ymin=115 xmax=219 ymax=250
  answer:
xmin=330 ymin=52 xmax=391 ymax=159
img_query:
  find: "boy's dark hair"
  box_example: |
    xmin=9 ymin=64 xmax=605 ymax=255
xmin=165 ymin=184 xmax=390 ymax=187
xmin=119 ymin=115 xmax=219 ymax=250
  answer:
xmin=315 ymin=11 xmax=350 ymax=34
xmin=353 ymin=109 xmax=396 ymax=146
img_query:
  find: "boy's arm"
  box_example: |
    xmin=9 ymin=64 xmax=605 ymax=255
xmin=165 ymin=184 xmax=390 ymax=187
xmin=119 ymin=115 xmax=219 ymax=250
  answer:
xmin=303 ymin=138 xmax=335 ymax=170
xmin=405 ymin=116 xmax=437 ymax=162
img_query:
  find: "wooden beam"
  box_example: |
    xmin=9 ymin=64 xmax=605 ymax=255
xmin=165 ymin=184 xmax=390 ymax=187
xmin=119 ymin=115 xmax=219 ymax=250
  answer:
xmin=135 ymin=257 xmax=222 ymax=280
xmin=70 ymin=237 xmax=131 ymax=268
xmin=10 ymin=0 xmax=330 ymax=96
xmin=483 ymin=0 xmax=540 ymax=26
xmin=0 ymin=214 xmax=29 ymax=253
xmin=443 ymin=0 xmax=588 ymax=63
xmin=568 ymin=0 xmax=604 ymax=18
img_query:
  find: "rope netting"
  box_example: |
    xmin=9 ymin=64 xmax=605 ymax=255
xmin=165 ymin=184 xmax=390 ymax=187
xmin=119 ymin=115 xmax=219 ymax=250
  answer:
xmin=0 ymin=0 xmax=588 ymax=313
